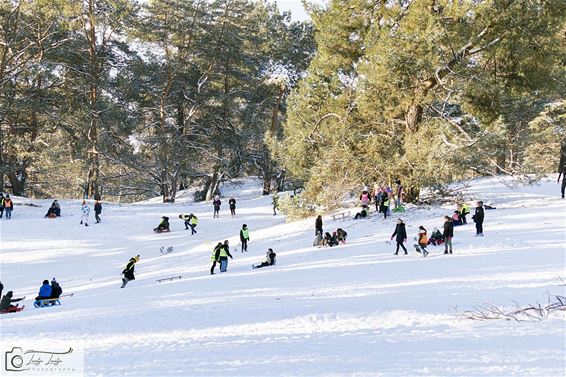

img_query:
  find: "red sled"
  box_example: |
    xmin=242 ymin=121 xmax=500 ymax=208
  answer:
xmin=0 ymin=305 xmax=25 ymax=314
xmin=153 ymin=228 xmax=171 ymax=233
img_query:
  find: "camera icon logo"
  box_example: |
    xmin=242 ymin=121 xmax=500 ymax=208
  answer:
xmin=5 ymin=347 xmax=28 ymax=372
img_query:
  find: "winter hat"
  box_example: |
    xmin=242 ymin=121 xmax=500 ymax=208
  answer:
xmin=43 ymin=280 xmax=49 ymax=285
xmin=7 ymin=291 xmax=12 ymax=296
xmin=133 ymin=255 xmax=140 ymax=262
xmin=243 ymin=224 xmax=247 ymax=228
xmin=51 ymin=278 xmax=57 ymax=282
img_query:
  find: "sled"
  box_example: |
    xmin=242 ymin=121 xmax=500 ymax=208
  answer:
xmin=156 ymin=275 xmax=182 ymax=283
xmin=153 ymin=228 xmax=171 ymax=233
xmin=47 ymin=213 xmax=57 ymax=218
xmin=392 ymin=205 xmax=405 ymax=213
xmin=0 ymin=305 xmax=25 ymax=314
xmin=34 ymin=298 xmax=61 ymax=308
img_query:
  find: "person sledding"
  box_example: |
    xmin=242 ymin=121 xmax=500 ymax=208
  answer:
xmin=50 ymin=278 xmax=63 ymax=299
xmin=154 ymin=216 xmax=170 ymax=233
xmin=121 ymin=255 xmax=140 ymax=288
xmin=354 ymin=205 xmax=369 ymax=219
xmin=0 ymin=291 xmax=25 ymax=313
xmin=45 ymin=200 xmax=61 ymax=218
xmin=414 ymin=226 xmax=429 ymax=257
xmin=35 ymin=280 xmax=52 ymax=301
xmin=427 ymin=228 xmax=444 ymax=246
xmin=253 ymin=249 xmax=277 ymax=269
xmin=323 ymin=232 xmax=339 ymax=247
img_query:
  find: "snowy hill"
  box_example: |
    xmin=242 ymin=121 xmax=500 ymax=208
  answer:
xmin=1 ymin=177 xmax=565 ymax=376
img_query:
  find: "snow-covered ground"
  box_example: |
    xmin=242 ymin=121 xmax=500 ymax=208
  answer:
xmin=1 ymin=176 xmax=565 ymax=376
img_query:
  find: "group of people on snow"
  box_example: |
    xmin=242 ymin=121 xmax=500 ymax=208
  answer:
xmin=0 ymin=278 xmax=63 ymax=314
xmin=355 ymin=180 xmax=405 ymax=221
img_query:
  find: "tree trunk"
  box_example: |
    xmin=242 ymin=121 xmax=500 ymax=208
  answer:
xmin=86 ymin=0 xmax=100 ymax=199
xmin=205 ymin=167 xmax=219 ymax=201
xmin=7 ymin=171 xmax=25 ymax=196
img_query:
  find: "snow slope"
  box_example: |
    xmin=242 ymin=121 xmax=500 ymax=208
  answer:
xmin=1 ymin=176 xmax=565 ymax=376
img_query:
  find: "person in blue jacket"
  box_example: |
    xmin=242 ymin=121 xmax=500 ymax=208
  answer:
xmin=35 ymin=280 xmax=52 ymax=300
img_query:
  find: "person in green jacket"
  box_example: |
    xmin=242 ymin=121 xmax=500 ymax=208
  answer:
xmin=240 ymin=224 xmax=250 ymax=252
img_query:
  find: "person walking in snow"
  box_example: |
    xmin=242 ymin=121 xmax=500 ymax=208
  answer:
xmin=229 ymin=196 xmax=236 ymax=216
xmin=373 ymin=186 xmax=382 ymax=212
xmin=35 ymin=280 xmax=52 ymax=301
xmin=80 ymin=200 xmax=90 ymax=226
xmin=94 ymin=200 xmax=102 ymax=223
xmin=380 ymin=191 xmax=390 ymax=219
xmin=253 ymin=249 xmax=277 ymax=269
xmin=240 ymin=224 xmax=250 ymax=252
xmin=443 ymin=216 xmax=454 ymax=254
xmin=271 ymin=193 xmax=279 ymax=215
xmin=210 ymin=242 xmax=223 ymax=275
xmin=472 ymin=201 xmax=484 ymax=236
xmin=558 ymin=162 xmax=566 ymax=199
xmin=214 ymin=240 xmax=233 ymax=273
xmin=0 ymin=193 xmax=5 ymax=218
xmin=394 ymin=179 xmax=404 ymax=209
xmin=459 ymin=202 xmax=470 ymax=224
xmin=3 ymin=194 xmax=13 ymax=219
xmin=213 ymin=196 xmax=221 ymax=218
xmin=391 ymin=218 xmax=408 ymax=255
xmin=315 ymin=215 xmax=323 ymax=238
xmin=121 ymin=255 xmax=140 ymax=288
xmin=414 ymin=226 xmax=429 ymax=257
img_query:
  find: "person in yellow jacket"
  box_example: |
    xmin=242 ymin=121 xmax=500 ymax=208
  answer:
xmin=121 ymin=255 xmax=140 ymax=288
xmin=239 ymin=224 xmax=250 ymax=252
xmin=210 ymin=242 xmax=223 ymax=275
xmin=459 ymin=203 xmax=470 ymax=224
xmin=179 ymin=213 xmax=198 ymax=234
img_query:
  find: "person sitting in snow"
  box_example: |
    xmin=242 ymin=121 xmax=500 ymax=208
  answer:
xmin=0 ymin=291 xmax=25 ymax=312
xmin=253 ymin=249 xmax=277 ymax=269
xmin=336 ymin=228 xmax=347 ymax=243
xmin=354 ymin=205 xmax=369 ymax=219
xmin=427 ymin=228 xmax=444 ymax=246
xmin=323 ymin=232 xmax=338 ymax=247
xmin=121 ymin=255 xmax=140 ymax=288
xmin=154 ymin=216 xmax=170 ymax=233
xmin=35 ymin=280 xmax=52 ymax=301
xmin=45 ymin=200 xmax=61 ymax=218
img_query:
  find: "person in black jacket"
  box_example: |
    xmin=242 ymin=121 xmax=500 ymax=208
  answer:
xmin=0 ymin=281 xmax=3 ymax=298
xmin=253 ymin=249 xmax=277 ymax=269
xmin=391 ymin=219 xmax=408 ymax=255
xmin=0 ymin=291 xmax=25 ymax=312
xmin=472 ymin=201 xmax=484 ymax=236
xmin=94 ymin=200 xmax=102 ymax=223
xmin=336 ymin=228 xmax=347 ymax=243
xmin=213 ymin=196 xmax=221 ymax=218
xmin=229 ymin=196 xmax=236 ymax=216
xmin=443 ymin=216 xmax=454 ymax=254
xmin=215 ymin=240 xmax=233 ymax=272
xmin=210 ymin=242 xmax=223 ymax=275
xmin=50 ymin=278 xmax=63 ymax=299
xmin=121 ymin=255 xmax=140 ymax=288
xmin=240 ymin=224 xmax=250 ymax=252
xmin=315 ymin=215 xmax=323 ymax=237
